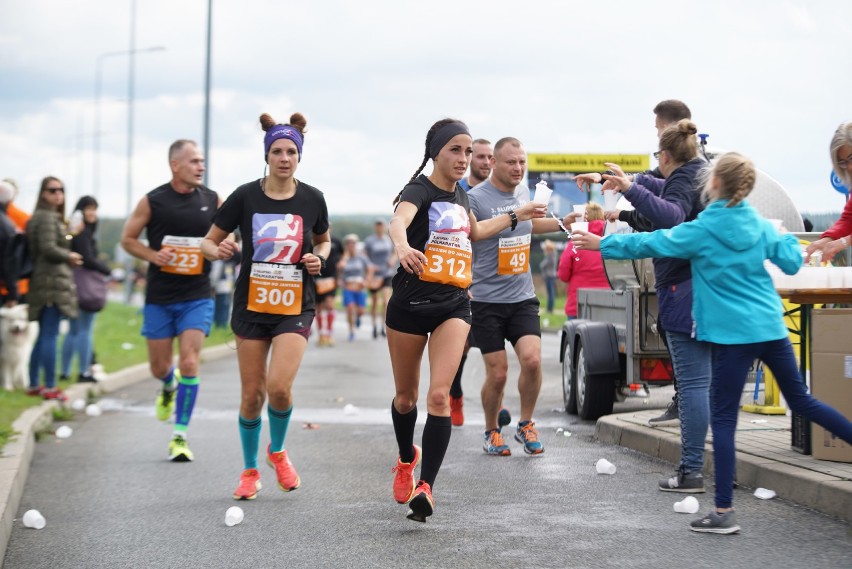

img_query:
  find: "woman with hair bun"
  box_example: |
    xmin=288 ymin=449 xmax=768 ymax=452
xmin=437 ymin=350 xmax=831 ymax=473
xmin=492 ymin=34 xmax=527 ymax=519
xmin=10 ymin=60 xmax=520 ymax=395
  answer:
xmin=386 ymin=118 xmax=546 ymax=522
xmin=574 ymin=151 xmax=852 ymax=535
xmin=806 ymin=121 xmax=852 ymax=263
xmin=201 ymin=112 xmax=331 ymax=500
xmin=601 ymin=119 xmax=712 ymax=495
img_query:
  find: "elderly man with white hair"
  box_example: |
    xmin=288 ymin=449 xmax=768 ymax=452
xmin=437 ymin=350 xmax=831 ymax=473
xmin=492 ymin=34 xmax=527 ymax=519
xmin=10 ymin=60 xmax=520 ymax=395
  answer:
xmin=0 ymin=180 xmax=23 ymax=306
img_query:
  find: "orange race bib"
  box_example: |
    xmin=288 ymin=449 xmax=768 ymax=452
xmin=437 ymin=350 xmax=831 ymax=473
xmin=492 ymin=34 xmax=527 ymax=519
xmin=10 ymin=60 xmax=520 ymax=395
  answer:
xmin=497 ymin=234 xmax=531 ymax=275
xmin=247 ymin=263 xmax=303 ymax=315
xmin=420 ymin=232 xmax=472 ymax=289
xmin=160 ymin=236 xmax=203 ymax=275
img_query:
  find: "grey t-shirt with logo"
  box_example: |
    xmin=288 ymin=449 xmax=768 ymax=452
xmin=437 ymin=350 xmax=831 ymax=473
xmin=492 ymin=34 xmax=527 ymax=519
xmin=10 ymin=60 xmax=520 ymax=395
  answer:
xmin=468 ymin=180 xmax=536 ymax=303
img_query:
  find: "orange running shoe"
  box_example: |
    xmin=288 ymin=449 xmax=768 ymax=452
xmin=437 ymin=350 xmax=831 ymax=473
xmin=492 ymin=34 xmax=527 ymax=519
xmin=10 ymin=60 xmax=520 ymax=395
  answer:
xmin=233 ymin=468 xmax=262 ymax=500
xmin=266 ymin=445 xmax=301 ymax=491
xmin=449 ymin=396 xmax=464 ymax=427
xmin=406 ymin=481 xmax=434 ymax=522
xmin=391 ymin=444 xmax=421 ymax=504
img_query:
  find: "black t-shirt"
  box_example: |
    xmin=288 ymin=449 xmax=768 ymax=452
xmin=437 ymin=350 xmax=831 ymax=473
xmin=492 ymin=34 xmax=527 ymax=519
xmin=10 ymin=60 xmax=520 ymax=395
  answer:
xmin=390 ymin=174 xmax=471 ymax=305
xmin=145 ymin=183 xmax=219 ymax=304
xmin=213 ymin=179 xmax=329 ymax=324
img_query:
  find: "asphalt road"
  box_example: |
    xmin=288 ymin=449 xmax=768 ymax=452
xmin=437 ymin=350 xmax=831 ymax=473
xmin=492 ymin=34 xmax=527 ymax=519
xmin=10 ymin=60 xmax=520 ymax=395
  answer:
xmin=5 ymin=328 xmax=851 ymax=569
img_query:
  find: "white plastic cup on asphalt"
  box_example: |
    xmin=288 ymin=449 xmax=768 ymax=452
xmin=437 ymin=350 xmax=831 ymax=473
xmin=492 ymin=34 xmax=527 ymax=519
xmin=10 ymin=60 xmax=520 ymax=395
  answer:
xmin=754 ymin=487 xmax=776 ymax=500
xmin=70 ymin=398 xmax=86 ymax=411
xmin=602 ymin=190 xmax=619 ymax=211
xmin=55 ymin=425 xmax=73 ymax=439
xmin=673 ymin=496 xmax=700 ymax=513
xmin=85 ymin=404 xmax=102 ymax=417
xmin=533 ymin=181 xmax=552 ymax=205
xmin=571 ymin=221 xmax=589 ymax=235
xmin=595 ymin=458 xmax=616 ymax=475
xmin=225 ymin=506 xmax=244 ymax=527
xmin=343 ymin=403 xmax=359 ymax=415
xmin=22 ymin=509 xmax=46 ymax=529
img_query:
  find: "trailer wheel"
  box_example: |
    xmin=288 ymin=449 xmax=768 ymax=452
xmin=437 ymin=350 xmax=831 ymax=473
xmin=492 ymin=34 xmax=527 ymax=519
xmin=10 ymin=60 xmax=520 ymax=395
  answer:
xmin=561 ymin=337 xmax=578 ymax=415
xmin=576 ymin=340 xmax=615 ymax=420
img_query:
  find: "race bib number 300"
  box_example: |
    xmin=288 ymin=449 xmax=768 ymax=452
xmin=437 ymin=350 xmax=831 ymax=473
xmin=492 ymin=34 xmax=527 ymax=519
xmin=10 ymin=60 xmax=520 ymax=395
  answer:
xmin=497 ymin=234 xmax=531 ymax=275
xmin=160 ymin=236 xmax=203 ymax=275
xmin=420 ymin=232 xmax=472 ymax=289
xmin=247 ymin=263 xmax=303 ymax=315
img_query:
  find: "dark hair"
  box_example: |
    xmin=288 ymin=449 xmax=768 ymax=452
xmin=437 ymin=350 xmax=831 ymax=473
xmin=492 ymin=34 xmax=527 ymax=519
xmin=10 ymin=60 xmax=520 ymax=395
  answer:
xmin=393 ymin=118 xmax=460 ymax=205
xmin=259 ymin=112 xmax=307 ymax=135
xmin=35 ymin=176 xmax=65 ymax=218
xmin=659 ymin=119 xmax=699 ymax=164
xmin=73 ymin=195 xmax=99 ymax=212
xmin=653 ymin=100 xmax=692 ymax=124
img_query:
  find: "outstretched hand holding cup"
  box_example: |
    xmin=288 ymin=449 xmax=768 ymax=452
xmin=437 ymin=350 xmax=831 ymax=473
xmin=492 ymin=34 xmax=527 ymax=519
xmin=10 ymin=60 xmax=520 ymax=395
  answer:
xmin=515 ymin=200 xmax=548 ymax=221
xmin=571 ymin=229 xmax=602 ymax=251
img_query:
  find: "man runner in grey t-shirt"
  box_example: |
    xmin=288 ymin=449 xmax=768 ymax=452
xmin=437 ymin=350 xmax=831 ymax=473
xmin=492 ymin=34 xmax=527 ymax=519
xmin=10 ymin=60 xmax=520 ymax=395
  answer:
xmin=468 ymin=137 xmax=571 ymax=456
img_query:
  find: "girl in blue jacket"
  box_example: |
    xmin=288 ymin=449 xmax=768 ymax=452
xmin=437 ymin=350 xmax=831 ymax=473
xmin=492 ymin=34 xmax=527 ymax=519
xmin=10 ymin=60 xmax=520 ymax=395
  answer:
xmin=574 ymin=152 xmax=852 ymax=535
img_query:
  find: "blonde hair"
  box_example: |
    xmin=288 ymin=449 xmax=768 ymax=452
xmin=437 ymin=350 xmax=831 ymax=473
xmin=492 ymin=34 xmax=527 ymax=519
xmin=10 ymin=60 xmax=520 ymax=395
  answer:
xmin=585 ymin=202 xmax=605 ymax=221
xmin=659 ymin=119 xmax=699 ymax=164
xmin=702 ymin=152 xmax=756 ymax=208
xmin=830 ymin=121 xmax=852 ymax=188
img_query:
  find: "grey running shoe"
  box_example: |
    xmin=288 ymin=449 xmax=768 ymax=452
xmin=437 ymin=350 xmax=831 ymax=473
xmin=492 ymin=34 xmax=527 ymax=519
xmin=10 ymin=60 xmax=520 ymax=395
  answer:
xmin=659 ymin=466 xmax=705 ymax=492
xmin=648 ymin=398 xmax=679 ymax=426
xmin=690 ymin=510 xmax=741 ymax=534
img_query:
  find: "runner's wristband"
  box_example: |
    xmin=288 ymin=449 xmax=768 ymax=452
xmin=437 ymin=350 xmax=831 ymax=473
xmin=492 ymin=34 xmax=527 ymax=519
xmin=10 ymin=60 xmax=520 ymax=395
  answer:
xmin=316 ymin=254 xmax=327 ymax=270
xmin=508 ymin=210 xmax=518 ymax=231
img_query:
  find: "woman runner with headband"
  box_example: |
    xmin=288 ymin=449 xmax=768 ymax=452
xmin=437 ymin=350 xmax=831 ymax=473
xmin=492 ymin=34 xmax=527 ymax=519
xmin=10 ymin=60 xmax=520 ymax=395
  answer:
xmin=201 ymin=112 xmax=331 ymax=500
xmin=387 ymin=118 xmax=546 ymax=522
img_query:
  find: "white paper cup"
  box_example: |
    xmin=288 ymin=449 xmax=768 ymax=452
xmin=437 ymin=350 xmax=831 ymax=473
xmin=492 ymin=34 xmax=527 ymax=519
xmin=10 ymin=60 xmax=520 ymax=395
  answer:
xmin=595 ymin=458 xmax=616 ymax=475
xmin=571 ymin=221 xmax=589 ymax=235
xmin=23 ymin=509 xmax=46 ymax=529
xmin=55 ymin=425 xmax=73 ymax=439
xmin=85 ymin=404 xmax=102 ymax=417
xmin=225 ymin=506 xmax=244 ymax=527
xmin=603 ymin=190 xmax=619 ymax=211
xmin=673 ymin=496 xmax=700 ymax=513
xmin=533 ymin=186 xmax=552 ymax=205
xmin=573 ymin=204 xmax=586 ymax=217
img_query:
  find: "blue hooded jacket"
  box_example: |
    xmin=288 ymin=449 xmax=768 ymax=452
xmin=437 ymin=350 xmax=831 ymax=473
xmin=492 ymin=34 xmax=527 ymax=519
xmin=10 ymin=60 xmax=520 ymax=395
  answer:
xmin=600 ymin=199 xmax=802 ymax=344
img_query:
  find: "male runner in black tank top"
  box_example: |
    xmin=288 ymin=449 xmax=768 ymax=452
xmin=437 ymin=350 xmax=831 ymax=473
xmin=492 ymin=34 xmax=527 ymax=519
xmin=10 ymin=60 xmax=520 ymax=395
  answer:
xmin=120 ymin=139 xmax=221 ymax=462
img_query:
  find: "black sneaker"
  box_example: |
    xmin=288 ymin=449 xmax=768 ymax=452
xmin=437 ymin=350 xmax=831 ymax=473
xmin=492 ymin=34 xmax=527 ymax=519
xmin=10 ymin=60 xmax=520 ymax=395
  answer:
xmin=648 ymin=398 xmax=679 ymax=425
xmin=77 ymin=374 xmax=98 ymax=383
xmin=659 ymin=466 xmax=705 ymax=493
xmin=690 ymin=510 xmax=740 ymax=534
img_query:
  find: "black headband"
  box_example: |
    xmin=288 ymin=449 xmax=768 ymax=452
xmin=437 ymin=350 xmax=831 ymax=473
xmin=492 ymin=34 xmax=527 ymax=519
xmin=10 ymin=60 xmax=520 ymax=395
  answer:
xmin=429 ymin=121 xmax=471 ymax=159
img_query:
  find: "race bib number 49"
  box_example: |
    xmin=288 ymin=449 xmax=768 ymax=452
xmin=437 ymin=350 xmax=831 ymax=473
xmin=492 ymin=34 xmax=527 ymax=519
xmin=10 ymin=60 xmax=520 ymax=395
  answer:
xmin=497 ymin=234 xmax=531 ymax=275
xmin=420 ymin=232 xmax=472 ymax=289
xmin=247 ymin=263 xmax=303 ymax=315
xmin=160 ymin=235 xmax=203 ymax=275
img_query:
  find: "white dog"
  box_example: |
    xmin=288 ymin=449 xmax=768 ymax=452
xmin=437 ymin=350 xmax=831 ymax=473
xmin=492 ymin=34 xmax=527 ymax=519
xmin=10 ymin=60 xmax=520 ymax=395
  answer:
xmin=0 ymin=304 xmax=38 ymax=391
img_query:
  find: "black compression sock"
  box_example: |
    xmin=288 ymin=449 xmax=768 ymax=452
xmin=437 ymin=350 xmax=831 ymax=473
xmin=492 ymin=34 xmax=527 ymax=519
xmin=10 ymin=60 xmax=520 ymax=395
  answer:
xmin=419 ymin=414 xmax=452 ymax=487
xmin=449 ymin=355 xmax=466 ymax=398
xmin=391 ymin=400 xmax=417 ymax=463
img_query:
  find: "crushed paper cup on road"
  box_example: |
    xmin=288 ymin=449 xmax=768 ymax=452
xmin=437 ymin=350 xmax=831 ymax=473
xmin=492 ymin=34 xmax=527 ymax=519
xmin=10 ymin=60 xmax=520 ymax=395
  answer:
xmin=85 ymin=404 xmax=102 ymax=417
xmin=22 ymin=509 xmax=46 ymax=529
xmin=673 ymin=496 xmax=700 ymax=514
xmin=343 ymin=403 xmax=359 ymax=415
xmin=70 ymin=398 xmax=86 ymax=411
xmin=225 ymin=506 xmax=244 ymax=527
xmin=595 ymin=458 xmax=616 ymax=475
xmin=55 ymin=425 xmax=73 ymax=439
xmin=754 ymin=487 xmax=776 ymax=500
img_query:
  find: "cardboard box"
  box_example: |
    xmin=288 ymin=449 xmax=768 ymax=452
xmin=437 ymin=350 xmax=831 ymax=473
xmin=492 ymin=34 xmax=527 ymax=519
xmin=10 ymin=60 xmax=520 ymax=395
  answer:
xmin=810 ymin=309 xmax=852 ymax=463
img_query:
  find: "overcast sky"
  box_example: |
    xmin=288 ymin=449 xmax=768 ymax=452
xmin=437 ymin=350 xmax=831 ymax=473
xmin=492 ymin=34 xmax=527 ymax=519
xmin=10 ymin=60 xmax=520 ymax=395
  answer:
xmin=1 ymin=0 xmax=850 ymax=218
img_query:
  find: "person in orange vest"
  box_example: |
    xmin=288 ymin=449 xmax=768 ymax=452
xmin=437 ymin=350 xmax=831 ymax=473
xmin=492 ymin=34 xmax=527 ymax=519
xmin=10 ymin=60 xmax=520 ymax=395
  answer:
xmin=1 ymin=178 xmax=30 ymax=300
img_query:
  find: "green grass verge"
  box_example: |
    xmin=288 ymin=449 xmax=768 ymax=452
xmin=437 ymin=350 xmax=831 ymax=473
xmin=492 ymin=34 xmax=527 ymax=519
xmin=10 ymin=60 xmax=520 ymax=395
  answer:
xmin=0 ymin=301 xmax=235 ymax=451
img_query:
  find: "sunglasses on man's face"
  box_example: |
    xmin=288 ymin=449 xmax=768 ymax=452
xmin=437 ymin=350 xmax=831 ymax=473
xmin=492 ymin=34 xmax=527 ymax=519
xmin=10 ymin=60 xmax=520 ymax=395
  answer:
xmin=46 ymin=187 xmax=64 ymax=194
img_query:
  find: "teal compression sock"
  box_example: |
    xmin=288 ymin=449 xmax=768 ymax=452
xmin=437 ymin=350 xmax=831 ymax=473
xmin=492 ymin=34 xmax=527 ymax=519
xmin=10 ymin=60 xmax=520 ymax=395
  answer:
xmin=268 ymin=405 xmax=293 ymax=453
xmin=239 ymin=415 xmax=262 ymax=470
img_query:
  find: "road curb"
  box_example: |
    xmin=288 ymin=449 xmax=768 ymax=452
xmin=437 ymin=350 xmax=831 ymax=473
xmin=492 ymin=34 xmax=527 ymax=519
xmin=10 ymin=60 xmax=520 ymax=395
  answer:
xmin=0 ymin=342 xmax=235 ymax=565
xmin=595 ymin=413 xmax=852 ymax=522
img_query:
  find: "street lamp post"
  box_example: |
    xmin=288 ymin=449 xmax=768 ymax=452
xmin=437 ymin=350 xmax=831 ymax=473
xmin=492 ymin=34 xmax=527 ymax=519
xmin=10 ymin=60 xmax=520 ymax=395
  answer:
xmin=92 ymin=45 xmax=164 ymax=199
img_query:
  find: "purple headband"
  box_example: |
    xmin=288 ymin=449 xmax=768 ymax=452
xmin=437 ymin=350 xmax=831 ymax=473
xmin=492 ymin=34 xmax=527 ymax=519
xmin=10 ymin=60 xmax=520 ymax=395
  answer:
xmin=264 ymin=125 xmax=304 ymax=162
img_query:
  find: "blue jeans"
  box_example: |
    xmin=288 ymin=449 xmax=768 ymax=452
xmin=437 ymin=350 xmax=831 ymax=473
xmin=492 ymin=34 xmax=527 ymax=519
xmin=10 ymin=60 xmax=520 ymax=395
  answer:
xmin=214 ymin=293 xmax=231 ymax=328
xmin=666 ymin=331 xmax=711 ymax=473
xmin=711 ymin=339 xmax=852 ymax=509
xmin=544 ymin=277 xmax=557 ymax=313
xmin=61 ymin=310 xmax=96 ymax=377
xmin=29 ymin=305 xmax=62 ymax=389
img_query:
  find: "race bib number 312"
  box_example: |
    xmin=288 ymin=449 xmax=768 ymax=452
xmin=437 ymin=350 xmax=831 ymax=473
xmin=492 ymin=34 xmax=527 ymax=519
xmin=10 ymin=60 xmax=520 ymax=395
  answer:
xmin=247 ymin=263 xmax=303 ymax=315
xmin=160 ymin=236 xmax=203 ymax=275
xmin=420 ymin=232 xmax=472 ymax=289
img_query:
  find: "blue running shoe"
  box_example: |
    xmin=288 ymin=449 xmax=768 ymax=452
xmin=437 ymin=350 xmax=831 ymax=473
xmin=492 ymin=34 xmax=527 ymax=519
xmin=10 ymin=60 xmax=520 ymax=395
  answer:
xmin=515 ymin=421 xmax=544 ymax=455
xmin=483 ymin=429 xmax=511 ymax=456
xmin=498 ymin=407 xmax=511 ymax=428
